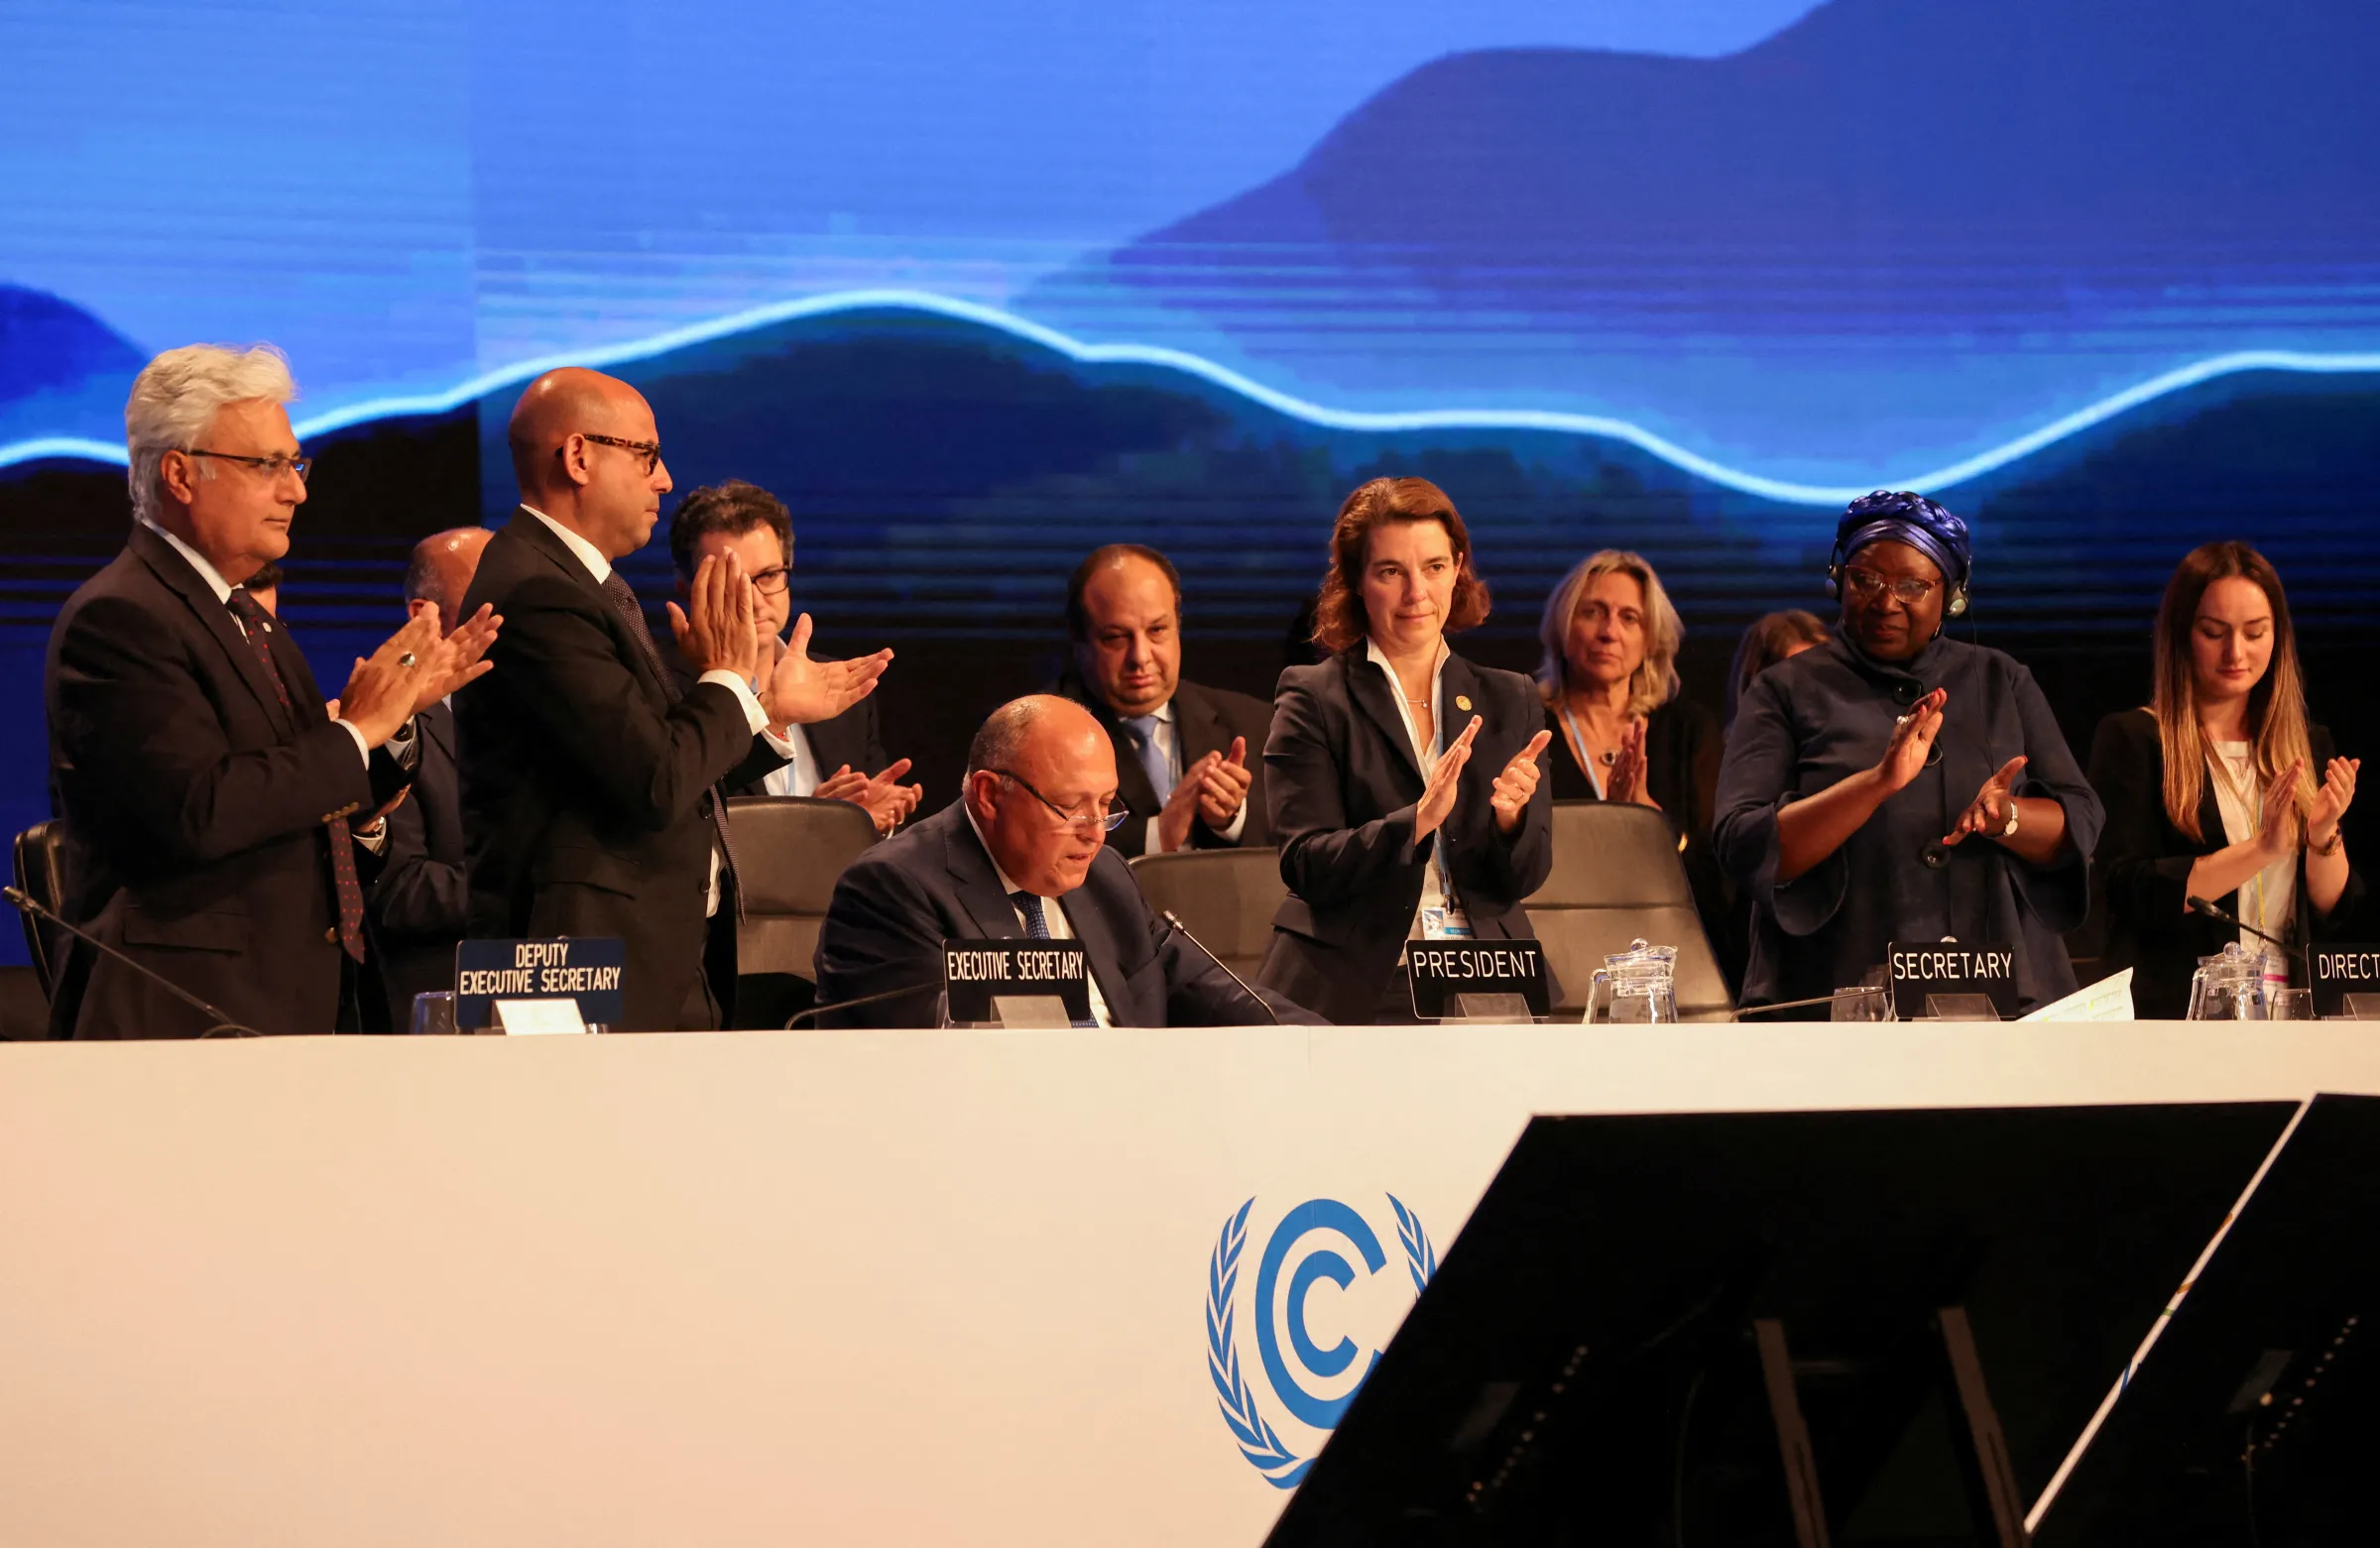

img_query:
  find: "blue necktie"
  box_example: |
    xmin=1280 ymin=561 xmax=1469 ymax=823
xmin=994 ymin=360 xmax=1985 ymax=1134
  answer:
xmin=1123 ymin=714 xmax=1174 ymax=800
xmin=1011 ymin=891 xmax=1052 ymax=938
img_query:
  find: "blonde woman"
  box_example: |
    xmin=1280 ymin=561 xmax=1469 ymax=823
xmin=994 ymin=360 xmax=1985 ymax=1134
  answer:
xmin=2088 ymin=541 xmax=2360 ymax=1017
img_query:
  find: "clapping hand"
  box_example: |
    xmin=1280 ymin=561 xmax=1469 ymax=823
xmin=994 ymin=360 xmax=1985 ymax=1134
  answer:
xmin=410 ymin=603 xmax=500 ymax=712
xmin=665 ymin=551 xmax=760 ymax=680
xmin=1876 ymin=686 xmax=1947 ymax=792
xmin=1195 ymin=736 xmax=1254 ymax=832
xmin=818 ymin=758 xmax=926 ymax=836
xmin=1943 ymin=755 xmax=2027 ymax=846
xmin=1155 ymin=748 xmax=1226 ymax=853
xmin=337 ymin=611 xmax=483 ymax=748
xmin=1606 ymin=718 xmax=1657 ymax=808
xmin=2308 ymin=756 xmax=2360 ymax=851
xmin=762 ymin=613 xmax=893 ymax=727
xmin=1414 ymin=716 xmax=1482 ymax=840
xmin=1490 ymin=729 xmax=1554 ymax=835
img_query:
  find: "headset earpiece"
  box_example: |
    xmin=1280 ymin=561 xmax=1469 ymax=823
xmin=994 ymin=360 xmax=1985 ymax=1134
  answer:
xmin=1825 ymin=565 xmax=1842 ymax=601
xmin=1947 ymin=584 xmax=1968 ymax=618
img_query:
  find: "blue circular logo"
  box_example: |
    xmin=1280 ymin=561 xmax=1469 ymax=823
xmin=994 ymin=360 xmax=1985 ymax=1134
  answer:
xmin=1206 ymin=1194 xmax=1438 ymax=1488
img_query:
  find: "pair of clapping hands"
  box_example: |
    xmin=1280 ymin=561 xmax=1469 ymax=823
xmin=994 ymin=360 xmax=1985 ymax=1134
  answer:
xmin=1414 ymin=720 xmax=1555 ymax=842
xmin=1150 ymin=737 xmax=1257 ymax=853
xmin=668 ymin=550 xmax=915 ymax=835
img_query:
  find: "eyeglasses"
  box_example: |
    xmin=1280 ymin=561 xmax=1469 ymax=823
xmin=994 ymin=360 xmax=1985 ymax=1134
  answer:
xmin=749 ymin=565 xmax=791 ymax=595
xmin=186 ymin=448 xmax=310 ymax=482
xmin=577 ymin=433 xmax=663 ymax=475
xmin=990 ymin=769 xmax=1128 ymax=833
xmin=1843 ymin=568 xmax=1939 ymax=606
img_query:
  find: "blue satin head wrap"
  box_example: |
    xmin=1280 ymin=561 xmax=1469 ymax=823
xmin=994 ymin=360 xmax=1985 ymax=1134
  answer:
xmin=1835 ymin=490 xmax=1971 ymax=589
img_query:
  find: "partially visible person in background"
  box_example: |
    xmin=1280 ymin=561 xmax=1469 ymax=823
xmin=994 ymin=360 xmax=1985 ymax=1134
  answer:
xmin=2088 ymin=541 xmax=2360 ymax=1018
xmin=667 ymin=480 xmax=920 ymax=836
xmin=368 ymin=527 xmax=493 ymax=1030
xmin=1055 ymin=543 xmax=1271 ymax=857
xmin=1533 ymin=549 xmax=1732 ymax=984
xmin=238 ymin=560 xmax=283 ymax=617
xmin=1726 ymin=609 xmax=1830 ymax=731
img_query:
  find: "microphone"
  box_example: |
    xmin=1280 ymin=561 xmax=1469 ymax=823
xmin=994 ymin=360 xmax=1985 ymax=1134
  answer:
xmin=3 ymin=885 xmax=262 ymax=1037
xmin=782 ymin=977 xmax=943 ymax=1027
xmin=2187 ymin=895 xmax=2308 ymax=965
xmin=1732 ymin=990 xmax=1888 ymax=1019
xmin=1159 ymin=909 xmax=1280 ymax=1026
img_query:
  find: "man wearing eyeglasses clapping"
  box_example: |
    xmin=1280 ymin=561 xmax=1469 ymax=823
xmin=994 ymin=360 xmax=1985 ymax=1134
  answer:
xmin=455 ymin=368 xmax=893 ymax=1030
xmin=811 ymin=696 xmax=1321 ymax=1027
xmin=46 ymin=344 xmax=499 ymax=1037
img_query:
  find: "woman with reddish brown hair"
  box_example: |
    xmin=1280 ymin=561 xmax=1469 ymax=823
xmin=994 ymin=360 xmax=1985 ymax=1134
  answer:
xmin=1257 ymin=477 xmax=1555 ymax=1024
xmin=2088 ymin=542 xmax=2361 ymax=1017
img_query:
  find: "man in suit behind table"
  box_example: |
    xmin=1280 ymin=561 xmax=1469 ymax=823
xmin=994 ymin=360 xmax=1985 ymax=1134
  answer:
xmin=1054 ymin=544 xmax=1272 ymax=856
xmin=367 ymin=526 xmax=492 ymax=1029
xmin=44 ymin=344 xmax=498 ymax=1038
xmin=664 ymin=479 xmax=922 ymax=835
xmin=812 ymin=695 xmax=1319 ymax=1027
xmin=456 ymin=367 xmax=892 ymax=1030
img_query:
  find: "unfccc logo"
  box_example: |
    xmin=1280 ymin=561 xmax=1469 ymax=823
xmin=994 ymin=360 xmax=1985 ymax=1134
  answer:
xmin=1206 ymin=1195 xmax=1438 ymax=1488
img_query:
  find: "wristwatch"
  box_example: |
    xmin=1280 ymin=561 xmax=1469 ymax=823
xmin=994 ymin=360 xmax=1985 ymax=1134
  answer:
xmin=1999 ymin=800 xmax=2021 ymax=839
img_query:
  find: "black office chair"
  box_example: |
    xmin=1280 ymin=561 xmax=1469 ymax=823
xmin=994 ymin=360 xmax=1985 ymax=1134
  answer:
xmin=12 ymin=819 xmax=72 ymax=1001
xmin=1523 ymin=801 xmax=1734 ymax=1022
xmin=1128 ymin=847 xmax=1287 ymax=987
xmin=725 ymin=795 xmax=881 ymax=1027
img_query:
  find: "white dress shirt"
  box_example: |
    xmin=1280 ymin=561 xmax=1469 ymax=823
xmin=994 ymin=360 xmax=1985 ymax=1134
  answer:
xmin=762 ymin=722 xmax=820 ymax=797
xmin=522 ymin=506 xmax=795 ymax=916
xmin=1131 ymin=697 xmax=1250 ymax=855
xmin=965 ymin=809 xmax=1114 ymax=1027
xmin=140 ymin=516 xmax=411 ymax=851
xmin=2207 ymin=741 xmax=2298 ymax=955
xmin=1365 ymin=637 xmax=1469 ymax=939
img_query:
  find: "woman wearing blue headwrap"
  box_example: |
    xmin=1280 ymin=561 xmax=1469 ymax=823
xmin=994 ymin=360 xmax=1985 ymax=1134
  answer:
xmin=1714 ymin=492 xmax=2104 ymax=1014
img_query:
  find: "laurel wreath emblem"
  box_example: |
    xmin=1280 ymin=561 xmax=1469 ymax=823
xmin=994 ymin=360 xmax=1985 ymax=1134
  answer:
xmin=1207 ymin=1194 xmax=1437 ymax=1488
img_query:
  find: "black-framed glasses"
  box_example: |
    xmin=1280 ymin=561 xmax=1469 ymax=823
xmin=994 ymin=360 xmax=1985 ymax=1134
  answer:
xmin=577 ymin=433 xmax=663 ymax=475
xmin=186 ymin=448 xmax=310 ymax=482
xmin=990 ymin=768 xmax=1128 ymax=833
xmin=749 ymin=565 xmax=791 ymax=595
xmin=1843 ymin=568 xmax=1939 ymax=606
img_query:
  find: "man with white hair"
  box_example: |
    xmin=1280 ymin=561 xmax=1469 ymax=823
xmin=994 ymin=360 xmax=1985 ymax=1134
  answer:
xmin=44 ymin=344 xmax=498 ymax=1037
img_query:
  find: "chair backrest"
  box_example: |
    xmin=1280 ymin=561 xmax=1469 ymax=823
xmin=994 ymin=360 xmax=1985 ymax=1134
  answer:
xmin=12 ymin=820 xmax=70 ymax=999
xmin=725 ymin=796 xmax=882 ymax=979
xmin=1522 ymin=801 xmax=1733 ymax=1021
xmin=1128 ymin=847 xmax=1287 ymax=986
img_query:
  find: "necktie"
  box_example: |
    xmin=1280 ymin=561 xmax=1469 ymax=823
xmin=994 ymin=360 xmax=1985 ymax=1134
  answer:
xmin=1122 ymin=714 xmax=1175 ymax=801
xmin=227 ymin=589 xmax=365 ymax=962
xmin=1011 ymin=891 xmax=1052 ymax=939
xmin=600 ymin=572 xmax=744 ymax=919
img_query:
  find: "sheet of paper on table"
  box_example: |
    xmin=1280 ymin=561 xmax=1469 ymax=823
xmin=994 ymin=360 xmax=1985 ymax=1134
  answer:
xmin=2018 ymin=967 xmax=2135 ymax=1022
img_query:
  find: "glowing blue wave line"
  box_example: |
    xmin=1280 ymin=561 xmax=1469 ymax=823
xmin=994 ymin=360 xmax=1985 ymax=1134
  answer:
xmin=5 ymin=288 xmax=2379 ymax=505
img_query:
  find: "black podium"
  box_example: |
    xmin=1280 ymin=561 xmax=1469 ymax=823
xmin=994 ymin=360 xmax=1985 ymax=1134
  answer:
xmin=1264 ymin=1103 xmax=2298 ymax=1548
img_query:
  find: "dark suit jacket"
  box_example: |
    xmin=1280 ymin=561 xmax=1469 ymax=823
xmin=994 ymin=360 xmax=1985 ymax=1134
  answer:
xmin=455 ymin=511 xmax=787 ymax=1030
xmin=45 ymin=523 xmax=410 ymax=1037
xmin=1054 ymin=670 xmax=1274 ymax=855
xmin=368 ymin=700 xmax=466 ymax=1026
xmin=1257 ymin=648 xmax=1556 ymax=1026
xmin=811 ymin=802 xmax=1321 ymax=1027
xmin=1544 ymin=694 xmax=1742 ymax=992
xmin=2088 ymin=707 xmax=2363 ymax=1019
xmin=662 ymin=637 xmax=890 ymax=795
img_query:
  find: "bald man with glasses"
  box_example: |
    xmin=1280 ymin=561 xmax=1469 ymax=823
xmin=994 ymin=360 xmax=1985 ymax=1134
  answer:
xmin=810 ymin=695 xmax=1321 ymax=1027
xmin=455 ymin=368 xmax=892 ymax=1029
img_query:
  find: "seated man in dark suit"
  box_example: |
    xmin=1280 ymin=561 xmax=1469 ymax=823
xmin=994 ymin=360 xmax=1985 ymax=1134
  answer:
xmin=1055 ymin=544 xmax=1273 ymax=856
xmin=665 ymin=479 xmax=921 ymax=835
xmin=46 ymin=343 xmax=497 ymax=1038
xmin=367 ymin=526 xmax=493 ymax=1029
xmin=812 ymin=696 xmax=1322 ymax=1027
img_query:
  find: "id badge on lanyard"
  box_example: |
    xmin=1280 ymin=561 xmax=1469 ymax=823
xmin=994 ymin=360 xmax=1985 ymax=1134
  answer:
xmin=1420 ymin=904 xmax=1475 ymax=940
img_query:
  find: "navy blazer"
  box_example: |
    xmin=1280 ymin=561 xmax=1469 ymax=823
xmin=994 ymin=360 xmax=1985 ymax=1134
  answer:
xmin=811 ymin=801 xmax=1321 ymax=1027
xmin=46 ymin=523 xmax=410 ymax=1037
xmin=1256 ymin=647 xmax=1555 ymax=1026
